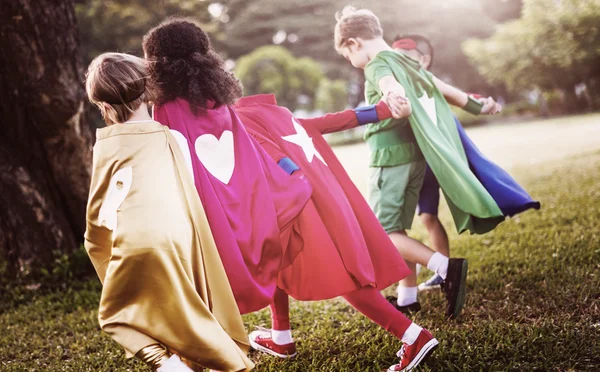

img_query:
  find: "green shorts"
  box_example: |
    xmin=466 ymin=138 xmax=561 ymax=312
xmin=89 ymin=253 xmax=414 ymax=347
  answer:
xmin=368 ymin=159 xmax=426 ymax=233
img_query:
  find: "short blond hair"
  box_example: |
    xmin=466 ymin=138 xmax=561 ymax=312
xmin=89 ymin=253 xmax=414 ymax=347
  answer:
xmin=85 ymin=53 xmax=154 ymax=125
xmin=334 ymin=6 xmax=383 ymax=53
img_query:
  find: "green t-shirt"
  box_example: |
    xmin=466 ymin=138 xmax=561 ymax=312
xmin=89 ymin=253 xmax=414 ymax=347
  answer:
xmin=363 ymin=50 xmax=425 ymax=167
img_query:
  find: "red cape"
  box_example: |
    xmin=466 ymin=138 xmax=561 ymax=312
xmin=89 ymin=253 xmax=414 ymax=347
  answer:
xmin=235 ymin=94 xmax=410 ymax=300
xmin=154 ymin=98 xmax=311 ymax=313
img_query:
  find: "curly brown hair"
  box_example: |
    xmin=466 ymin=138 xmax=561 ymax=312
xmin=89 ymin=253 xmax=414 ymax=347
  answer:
xmin=142 ymin=17 xmax=242 ymax=114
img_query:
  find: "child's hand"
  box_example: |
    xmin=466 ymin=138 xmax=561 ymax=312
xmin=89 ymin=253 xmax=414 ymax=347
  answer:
xmin=383 ymin=92 xmax=412 ymax=119
xmin=480 ymin=96 xmax=502 ymax=115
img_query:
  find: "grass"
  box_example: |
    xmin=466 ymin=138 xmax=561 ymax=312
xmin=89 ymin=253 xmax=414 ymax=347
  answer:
xmin=2 ymin=142 xmax=600 ymax=371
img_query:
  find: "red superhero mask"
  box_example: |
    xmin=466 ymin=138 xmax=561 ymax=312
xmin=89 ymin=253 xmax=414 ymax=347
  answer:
xmin=392 ymin=38 xmax=417 ymax=50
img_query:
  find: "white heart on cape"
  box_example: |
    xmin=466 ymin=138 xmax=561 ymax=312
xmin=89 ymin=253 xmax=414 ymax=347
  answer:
xmin=194 ymin=130 xmax=235 ymax=184
xmin=418 ymin=94 xmax=438 ymax=127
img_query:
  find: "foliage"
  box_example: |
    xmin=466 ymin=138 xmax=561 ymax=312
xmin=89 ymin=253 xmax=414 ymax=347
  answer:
xmin=235 ymin=45 xmax=324 ymax=110
xmin=464 ymin=0 xmax=600 ymax=109
xmin=220 ymin=0 xmax=523 ymax=95
xmin=0 ymin=245 xmax=95 ymax=293
xmin=75 ymin=0 xmax=217 ymax=65
xmin=38 ymin=246 xmax=95 ymax=285
xmin=2 ymin=115 xmax=600 ymax=370
xmin=315 ymin=79 xmax=348 ymax=112
xmin=75 ymin=0 xmax=527 ymax=105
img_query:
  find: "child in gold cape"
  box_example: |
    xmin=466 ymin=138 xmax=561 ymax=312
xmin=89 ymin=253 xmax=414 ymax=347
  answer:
xmin=83 ymin=52 xmax=254 ymax=372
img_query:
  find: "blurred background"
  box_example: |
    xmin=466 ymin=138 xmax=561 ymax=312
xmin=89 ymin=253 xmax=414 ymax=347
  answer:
xmin=1 ymin=1 xmax=599 ymax=370
xmin=75 ymin=0 xmax=600 ymax=120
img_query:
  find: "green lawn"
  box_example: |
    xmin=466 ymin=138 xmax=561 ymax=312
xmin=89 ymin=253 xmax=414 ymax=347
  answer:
xmin=2 ymin=135 xmax=600 ymax=371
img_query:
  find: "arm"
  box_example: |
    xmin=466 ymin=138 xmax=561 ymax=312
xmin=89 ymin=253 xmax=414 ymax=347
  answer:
xmin=297 ymin=99 xmax=393 ymax=135
xmin=432 ymin=75 xmax=468 ymax=107
xmin=432 ymin=75 xmax=502 ymax=115
xmin=378 ymin=75 xmax=408 ymax=100
xmin=369 ymin=61 xmax=412 ymax=119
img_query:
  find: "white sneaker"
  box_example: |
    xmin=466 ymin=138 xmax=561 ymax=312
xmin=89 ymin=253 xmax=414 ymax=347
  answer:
xmin=417 ymin=274 xmax=444 ymax=292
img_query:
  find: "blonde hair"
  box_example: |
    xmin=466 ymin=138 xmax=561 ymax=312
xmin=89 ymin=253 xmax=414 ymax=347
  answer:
xmin=334 ymin=6 xmax=383 ymax=53
xmin=85 ymin=53 xmax=154 ymax=125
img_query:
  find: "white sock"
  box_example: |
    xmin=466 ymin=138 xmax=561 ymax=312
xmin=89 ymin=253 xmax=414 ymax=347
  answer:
xmin=271 ymin=329 xmax=293 ymax=345
xmin=157 ymin=355 xmax=193 ymax=372
xmin=396 ymin=286 xmax=418 ymax=307
xmin=401 ymin=323 xmax=423 ymax=345
xmin=427 ymin=252 xmax=449 ymax=280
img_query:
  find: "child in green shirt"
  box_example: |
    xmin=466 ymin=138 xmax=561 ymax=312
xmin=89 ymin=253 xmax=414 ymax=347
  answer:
xmin=334 ymin=5 xmax=503 ymax=334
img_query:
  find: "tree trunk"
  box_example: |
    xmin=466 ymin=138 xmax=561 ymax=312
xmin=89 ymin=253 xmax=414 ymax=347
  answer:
xmin=0 ymin=0 xmax=93 ymax=278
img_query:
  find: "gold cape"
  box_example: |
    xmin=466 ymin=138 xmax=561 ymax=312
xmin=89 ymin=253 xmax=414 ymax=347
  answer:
xmin=84 ymin=121 xmax=254 ymax=371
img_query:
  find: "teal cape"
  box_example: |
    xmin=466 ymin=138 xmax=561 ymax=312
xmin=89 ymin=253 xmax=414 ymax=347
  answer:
xmin=377 ymin=51 xmax=504 ymax=234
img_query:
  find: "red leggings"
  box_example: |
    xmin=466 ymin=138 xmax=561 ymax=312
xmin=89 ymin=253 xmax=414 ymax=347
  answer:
xmin=269 ymin=286 xmax=412 ymax=340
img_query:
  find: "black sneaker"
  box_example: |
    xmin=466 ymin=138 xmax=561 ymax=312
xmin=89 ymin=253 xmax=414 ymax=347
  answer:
xmin=385 ymin=296 xmax=422 ymax=315
xmin=441 ymin=258 xmax=468 ymax=319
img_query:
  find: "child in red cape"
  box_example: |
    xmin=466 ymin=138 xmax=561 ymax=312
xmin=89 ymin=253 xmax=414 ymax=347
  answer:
xmin=143 ymin=18 xmax=312 ymax=315
xmin=235 ymin=94 xmax=438 ymax=371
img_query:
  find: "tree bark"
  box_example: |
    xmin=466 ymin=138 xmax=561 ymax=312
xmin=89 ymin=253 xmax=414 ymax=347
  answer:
xmin=0 ymin=0 xmax=92 ymax=277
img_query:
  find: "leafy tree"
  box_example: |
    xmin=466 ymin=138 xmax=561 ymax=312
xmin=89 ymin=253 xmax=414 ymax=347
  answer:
xmin=75 ymin=0 xmax=526 ymax=104
xmin=235 ymin=45 xmax=324 ymax=110
xmin=464 ymin=0 xmax=600 ymax=110
xmin=221 ymin=0 xmax=523 ymax=96
xmin=75 ymin=0 xmax=217 ymax=65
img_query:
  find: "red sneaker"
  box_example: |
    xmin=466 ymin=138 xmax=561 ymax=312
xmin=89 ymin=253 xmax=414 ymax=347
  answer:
xmin=388 ymin=329 xmax=438 ymax=371
xmin=249 ymin=329 xmax=297 ymax=358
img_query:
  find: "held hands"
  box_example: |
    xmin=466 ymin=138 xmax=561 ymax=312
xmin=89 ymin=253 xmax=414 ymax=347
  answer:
xmin=479 ymin=96 xmax=502 ymax=115
xmin=382 ymin=91 xmax=412 ymax=119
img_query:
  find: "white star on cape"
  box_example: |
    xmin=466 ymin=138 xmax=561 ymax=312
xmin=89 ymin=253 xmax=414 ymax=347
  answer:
xmin=418 ymin=94 xmax=438 ymax=127
xmin=282 ymin=118 xmax=325 ymax=164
